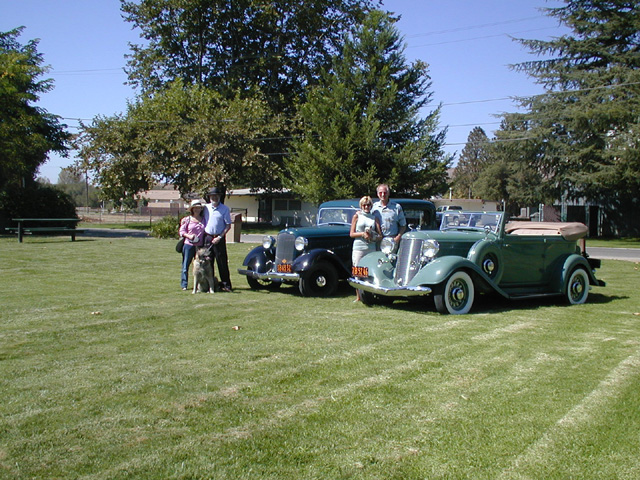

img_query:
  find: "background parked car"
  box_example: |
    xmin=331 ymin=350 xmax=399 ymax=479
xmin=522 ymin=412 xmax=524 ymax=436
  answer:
xmin=349 ymin=211 xmax=605 ymax=313
xmin=238 ymin=198 xmax=437 ymax=297
xmin=435 ymin=204 xmax=463 ymax=227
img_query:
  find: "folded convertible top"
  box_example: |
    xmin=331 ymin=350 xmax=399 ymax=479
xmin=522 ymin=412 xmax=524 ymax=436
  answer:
xmin=504 ymin=221 xmax=588 ymax=241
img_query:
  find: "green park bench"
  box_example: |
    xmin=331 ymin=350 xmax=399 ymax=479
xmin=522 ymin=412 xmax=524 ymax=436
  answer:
xmin=6 ymin=218 xmax=85 ymax=243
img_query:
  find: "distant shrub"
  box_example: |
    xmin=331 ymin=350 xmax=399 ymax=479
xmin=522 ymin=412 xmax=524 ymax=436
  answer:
xmin=0 ymin=183 xmax=77 ymax=229
xmin=150 ymin=215 xmax=183 ymax=239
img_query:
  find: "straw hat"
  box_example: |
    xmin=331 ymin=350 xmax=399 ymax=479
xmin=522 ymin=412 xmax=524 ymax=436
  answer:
xmin=187 ymin=199 xmax=204 ymax=213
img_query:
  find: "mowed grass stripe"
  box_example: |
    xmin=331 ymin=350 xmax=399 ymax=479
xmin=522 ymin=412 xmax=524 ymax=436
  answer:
xmin=498 ymin=348 xmax=640 ymax=479
xmin=76 ymin=306 xmax=628 ymax=477
xmin=1 ymin=237 xmax=638 ymax=478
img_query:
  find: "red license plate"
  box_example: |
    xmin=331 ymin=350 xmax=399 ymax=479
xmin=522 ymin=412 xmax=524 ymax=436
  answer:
xmin=352 ymin=266 xmax=369 ymax=277
xmin=277 ymin=263 xmax=292 ymax=273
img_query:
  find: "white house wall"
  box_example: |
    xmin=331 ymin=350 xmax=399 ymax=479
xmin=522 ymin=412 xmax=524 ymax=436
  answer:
xmin=224 ymin=193 xmax=316 ymax=226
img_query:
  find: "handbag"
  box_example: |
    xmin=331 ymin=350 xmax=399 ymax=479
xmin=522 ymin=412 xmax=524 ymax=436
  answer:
xmin=175 ymin=237 xmax=185 ymax=253
xmin=176 ymin=217 xmax=189 ymax=253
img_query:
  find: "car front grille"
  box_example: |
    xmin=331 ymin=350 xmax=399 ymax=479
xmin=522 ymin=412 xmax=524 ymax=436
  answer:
xmin=275 ymin=232 xmax=296 ymax=268
xmin=394 ymin=238 xmax=424 ymax=285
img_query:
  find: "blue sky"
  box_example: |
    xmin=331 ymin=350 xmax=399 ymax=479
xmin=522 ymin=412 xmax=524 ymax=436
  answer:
xmin=2 ymin=0 xmax=567 ymax=182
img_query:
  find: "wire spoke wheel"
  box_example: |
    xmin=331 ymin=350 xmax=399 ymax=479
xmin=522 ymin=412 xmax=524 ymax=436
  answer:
xmin=247 ymin=276 xmax=281 ymax=290
xmin=566 ymin=267 xmax=589 ymax=304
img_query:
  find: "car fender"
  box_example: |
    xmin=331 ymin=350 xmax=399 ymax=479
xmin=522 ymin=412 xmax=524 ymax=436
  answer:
xmin=356 ymin=251 xmax=396 ymax=285
xmin=467 ymin=239 xmax=504 ymax=284
xmin=410 ymin=256 xmax=509 ymax=298
xmin=241 ymin=246 xmax=274 ymax=273
xmin=555 ymin=254 xmax=600 ymax=292
xmin=292 ymin=248 xmax=351 ymax=278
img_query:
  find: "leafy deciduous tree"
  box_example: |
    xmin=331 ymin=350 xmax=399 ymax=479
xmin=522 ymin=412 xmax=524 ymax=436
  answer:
xmin=0 ymin=27 xmax=70 ymax=190
xmin=76 ymin=80 xmax=282 ymax=202
xmin=121 ymin=0 xmax=378 ymax=112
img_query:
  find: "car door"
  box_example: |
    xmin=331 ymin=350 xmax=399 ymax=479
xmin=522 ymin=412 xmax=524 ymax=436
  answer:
xmin=499 ymin=234 xmax=547 ymax=286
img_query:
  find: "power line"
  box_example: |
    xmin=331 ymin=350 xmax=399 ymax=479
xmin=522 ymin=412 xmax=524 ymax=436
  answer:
xmin=409 ymin=26 xmax=559 ymax=49
xmin=403 ymin=15 xmax=545 ymax=38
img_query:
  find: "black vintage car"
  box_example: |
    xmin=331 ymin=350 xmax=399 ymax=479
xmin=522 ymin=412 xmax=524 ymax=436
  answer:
xmin=238 ymin=198 xmax=437 ymax=297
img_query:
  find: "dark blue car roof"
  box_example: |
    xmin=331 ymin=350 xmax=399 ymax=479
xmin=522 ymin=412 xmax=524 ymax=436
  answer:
xmin=319 ymin=198 xmax=435 ymax=209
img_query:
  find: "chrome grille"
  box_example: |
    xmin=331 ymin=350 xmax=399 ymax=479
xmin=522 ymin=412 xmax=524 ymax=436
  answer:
xmin=274 ymin=232 xmax=296 ymax=268
xmin=394 ymin=238 xmax=423 ymax=285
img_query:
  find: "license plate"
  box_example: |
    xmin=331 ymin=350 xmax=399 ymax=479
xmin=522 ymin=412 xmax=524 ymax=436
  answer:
xmin=277 ymin=263 xmax=292 ymax=273
xmin=352 ymin=266 xmax=369 ymax=277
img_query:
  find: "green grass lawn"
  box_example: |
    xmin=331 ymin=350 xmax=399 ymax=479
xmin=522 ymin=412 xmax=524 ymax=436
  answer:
xmin=587 ymin=237 xmax=640 ymax=248
xmin=1 ymin=235 xmax=639 ymax=479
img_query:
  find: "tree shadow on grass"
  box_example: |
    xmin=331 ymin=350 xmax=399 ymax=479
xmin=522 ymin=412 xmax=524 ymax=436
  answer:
xmin=237 ymin=279 xmax=355 ymax=299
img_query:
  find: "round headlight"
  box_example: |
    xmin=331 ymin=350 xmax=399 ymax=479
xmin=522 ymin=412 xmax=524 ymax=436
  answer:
xmin=421 ymin=239 xmax=439 ymax=259
xmin=380 ymin=237 xmax=395 ymax=255
xmin=294 ymin=236 xmax=308 ymax=251
xmin=262 ymin=235 xmax=275 ymax=249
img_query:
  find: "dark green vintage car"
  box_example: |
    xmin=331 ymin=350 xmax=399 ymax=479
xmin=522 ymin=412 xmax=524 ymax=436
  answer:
xmin=238 ymin=198 xmax=437 ymax=297
xmin=348 ymin=211 xmax=605 ymax=314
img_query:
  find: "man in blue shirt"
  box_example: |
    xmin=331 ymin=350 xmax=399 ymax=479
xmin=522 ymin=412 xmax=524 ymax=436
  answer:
xmin=372 ymin=183 xmax=406 ymax=246
xmin=203 ymin=187 xmax=233 ymax=292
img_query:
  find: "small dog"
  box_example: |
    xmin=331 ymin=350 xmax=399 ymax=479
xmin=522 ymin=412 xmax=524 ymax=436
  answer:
xmin=192 ymin=247 xmax=219 ymax=294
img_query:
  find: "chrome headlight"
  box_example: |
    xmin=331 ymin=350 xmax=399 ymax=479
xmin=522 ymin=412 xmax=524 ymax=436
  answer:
xmin=380 ymin=237 xmax=395 ymax=255
xmin=294 ymin=236 xmax=308 ymax=251
xmin=262 ymin=235 xmax=276 ymax=249
xmin=420 ymin=239 xmax=439 ymax=262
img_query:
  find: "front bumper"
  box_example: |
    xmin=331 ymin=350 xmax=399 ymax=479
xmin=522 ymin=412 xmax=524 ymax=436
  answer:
xmin=238 ymin=268 xmax=300 ymax=282
xmin=348 ymin=277 xmax=432 ymax=297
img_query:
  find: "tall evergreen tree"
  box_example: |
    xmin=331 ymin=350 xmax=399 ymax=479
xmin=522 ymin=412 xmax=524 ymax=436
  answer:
xmin=452 ymin=127 xmax=489 ymax=198
xmin=508 ymin=0 xmax=640 ymax=204
xmin=285 ymin=10 xmax=449 ymax=204
xmin=473 ymin=120 xmax=547 ymax=214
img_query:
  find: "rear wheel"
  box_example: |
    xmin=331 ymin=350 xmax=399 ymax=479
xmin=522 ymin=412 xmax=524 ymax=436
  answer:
xmin=299 ymin=264 xmax=338 ymax=297
xmin=247 ymin=276 xmax=281 ymax=291
xmin=565 ymin=267 xmax=589 ymax=304
xmin=434 ymin=271 xmax=475 ymax=315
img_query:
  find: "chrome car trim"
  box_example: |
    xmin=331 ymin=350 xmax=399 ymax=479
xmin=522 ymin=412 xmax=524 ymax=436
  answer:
xmin=394 ymin=237 xmax=424 ymax=286
xmin=237 ymin=268 xmax=300 ymax=281
xmin=348 ymin=277 xmax=432 ymax=297
xmin=275 ymin=232 xmax=296 ymax=265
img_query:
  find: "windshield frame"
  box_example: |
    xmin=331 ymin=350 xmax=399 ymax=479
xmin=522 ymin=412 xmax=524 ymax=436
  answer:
xmin=440 ymin=212 xmax=503 ymax=234
xmin=317 ymin=207 xmax=358 ymax=226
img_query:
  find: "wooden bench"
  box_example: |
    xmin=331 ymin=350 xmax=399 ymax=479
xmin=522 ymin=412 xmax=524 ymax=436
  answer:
xmin=7 ymin=218 xmax=85 ymax=243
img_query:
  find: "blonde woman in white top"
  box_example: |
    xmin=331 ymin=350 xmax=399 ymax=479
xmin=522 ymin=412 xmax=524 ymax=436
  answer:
xmin=350 ymin=196 xmax=382 ymax=302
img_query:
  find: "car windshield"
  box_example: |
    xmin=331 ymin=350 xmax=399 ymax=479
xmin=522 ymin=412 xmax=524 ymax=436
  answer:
xmin=404 ymin=208 xmax=433 ymax=230
xmin=440 ymin=212 xmax=503 ymax=233
xmin=317 ymin=207 xmax=357 ymax=226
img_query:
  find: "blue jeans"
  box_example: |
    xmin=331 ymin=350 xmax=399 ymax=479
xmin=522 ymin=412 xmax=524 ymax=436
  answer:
xmin=181 ymin=243 xmax=196 ymax=289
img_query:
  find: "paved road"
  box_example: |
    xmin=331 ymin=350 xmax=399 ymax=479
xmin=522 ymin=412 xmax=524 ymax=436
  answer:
xmin=81 ymin=228 xmax=151 ymax=238
xmin=586 ymin=247 xmax=640 ymax=262
xmin=81 ymin=228 xmax=265 ymax=242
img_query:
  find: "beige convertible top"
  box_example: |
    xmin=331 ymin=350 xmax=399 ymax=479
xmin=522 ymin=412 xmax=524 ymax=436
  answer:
xmin=504 ymin=221 xmax=588 ymax=241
